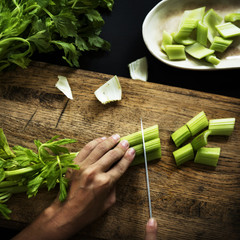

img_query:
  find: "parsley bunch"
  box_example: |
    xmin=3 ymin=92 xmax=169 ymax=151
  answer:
xmin=0 ymin=0 xmax=114 ymax=71
xmin=0 ymin=128 xmax=79 ymax=219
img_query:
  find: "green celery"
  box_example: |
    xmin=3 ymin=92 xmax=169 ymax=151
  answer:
xmin=205 ymin=54 xmax=220 ymax=65
xmin=185 ymin=42 xmax=214 ymax=59
xmin=133 ymin=138 xmax=161 ymax=156
xmin=186 ymin=111 xmax=209 ymax=136
xmin=194 ymin=147 xmax=220 ymax=167
xmin=197 ymin=21 xmax=208 ymax=46
xmin=224 ymin=13 xmax=240 ymax=22
xmin=210 ymin=36 xmax=233 ymax=52
xmin=121 ymin=125 xmax=159 ymax=146
xmin=171 ymin=125 xmax=191 ymax=147
xmin=216 ymin=22 xmax=240 ymax=38
xmin=208 ymin=118 xmax=235 ymax=136
xmin=191 ymin=130 xmax=212 ymax=151
xmin=165 ymin=45 xmax=186 ymax=60
xmin=161 ymin=30 xmax=173 ymax=52
xmin=173 ymin=143 xmax=194 ymax=166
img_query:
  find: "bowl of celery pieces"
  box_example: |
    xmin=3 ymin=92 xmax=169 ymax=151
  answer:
xmin=142 ymin=0 xmax=240 ymax=70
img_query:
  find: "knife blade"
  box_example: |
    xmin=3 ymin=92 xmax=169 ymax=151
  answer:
xmin=140 ymin=118 xmax=152 ymax=219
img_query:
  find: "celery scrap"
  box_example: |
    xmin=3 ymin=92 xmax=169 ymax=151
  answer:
xmin=216 ymin=22 xmax=240 ymax=38
xmin=171 ymin=125 xmax=191 ymax=147
xmin=210 ymin=36 xmax=233 ymax=53
xmin=194 ymin=147 xmax=220 ymax=167
xmin=173 ymin=143 xmax=194 ymax=166
xmin=165 ymin=45 xmax=186 ymax=60
xmin=208 ymin=118 xmax=236 ymax=136
xmin=185 ymin=42 xmax=214 ymax=59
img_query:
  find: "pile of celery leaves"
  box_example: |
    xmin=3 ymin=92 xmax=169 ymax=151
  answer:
xmin=0 ymin=0 xmax=114 ymax=71
xmin=0 ymin=129 xmax=79 ymax=219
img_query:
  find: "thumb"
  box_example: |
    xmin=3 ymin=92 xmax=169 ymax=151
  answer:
xmin=144 ymin=218 xmax=157 ymax=240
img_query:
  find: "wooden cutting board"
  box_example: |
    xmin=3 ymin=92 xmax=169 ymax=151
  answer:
xmin=0 ymin=61 xmax=240 ymax=239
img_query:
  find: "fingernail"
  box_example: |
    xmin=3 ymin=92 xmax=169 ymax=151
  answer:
xmin=147 ymin=218 xmax=157 ymax=228
xmin=120 ymin=139 xmax=129 ymax=149
xmin=101 ymin=136 xmax=107 ymax=140
xmin=112 ymin=134 xmax=120 ymax=142
xmin=127 ymin=148 xmax=136 ymax=157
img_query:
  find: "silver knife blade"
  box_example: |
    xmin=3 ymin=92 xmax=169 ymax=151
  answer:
xmin=140 ymin=118 xmax=152 ymax=219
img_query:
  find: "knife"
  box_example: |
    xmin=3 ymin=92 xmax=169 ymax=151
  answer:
xmin=140 ymin=118 xmax=152 ymax=219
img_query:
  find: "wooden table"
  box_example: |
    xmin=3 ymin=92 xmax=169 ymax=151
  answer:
xmin=0 ymin=62 xmax=240 ymax=239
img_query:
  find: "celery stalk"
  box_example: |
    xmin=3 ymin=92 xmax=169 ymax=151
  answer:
xmin=133 ymin=138 xmax=161 ymax=156
xmin=205 ymin=54 xmax=220 ymax=65
xmin=185 ymin=42 xmax=214 ymax=59
xmin=197 ymin=21 xmax=208 ymax=46
xmin=186 ymin=111 xmax=209 ymax=136
xmin=208 ymin=118 xmax=235 ymax=136
xmin=165 ymin=45 xmax=186 ymax=60
xmin=210 ymin=36 xmax=232 ymax=52
xmin=161 ymin=30 xmax=173 ymax=52
xmin=173 ymin=143 xmax=194 ymax=166
xmin=224 ymin=13 xmax=240 ymax=23
xmin=121 ymin=125 xmax=159 ymax=146
xmin=171 ymin=124 xmax=191 ymax=147
xmin=194 ymin=147 xmax=220 ymax=167
xmin=216 ymin=22 xmax=240 ymax=38
xmin=191 ymin=129 xmax=212 ymax=151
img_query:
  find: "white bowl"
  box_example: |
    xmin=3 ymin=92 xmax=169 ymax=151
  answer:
xmin=142 ymin=0 xmax=240 ymax=70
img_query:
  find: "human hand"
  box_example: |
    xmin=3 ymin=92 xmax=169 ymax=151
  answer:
xmin=13 ymin=134 xmax=135 ymax=240
xmin=145 ymin=218 xmax=158 ymax=240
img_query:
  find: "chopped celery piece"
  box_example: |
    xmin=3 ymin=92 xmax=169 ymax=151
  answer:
xmin=208 ymin=118 xmax=235 ymax=136
xmin=55 ymin=76 xmax=73 ymax=100
xmin=191 ymin=130 xmax=212 ymax=151
xmin=216 ymin=22 xmax=240 ymax=38
xmin=131 ymin=148 xmax=161 ymax=166
xmin=171 ymin=125 xmax=191 ymax=147
xmin=205 ymin=54 xmax=220 ymax=65
xmin=165 ymin=45 xmax=186 ymax=60
xmin=194 ymin=147 xmax=220 ymax=167
xmin=173 ymin=143 xmax=194 ymax=166
xmin=225 ymin=13 xmax=240 ymax=23
xmin=128 ymin=57 xmax=148 ymax=81
xmin=121 ymin=125 xmax=159 ymax=147
xmin=161 ymin=31 xmax=173 ymax=52
xmin=203 ymin=9 xmax=223 ymax=43
xmin=185 ymin=42 xmax=214 ymax=59
xmin=133 ymin=138 xmax=161 ymax=156
xmin=197 ymin=21 xmax=208 ymax=46
xmin=186 ymin=111 xmax=209 ymax=136
xmin=210 ymin=36 xmax=232 ymax=52
xmin=181 ymin=7 xmax=206 ymax=22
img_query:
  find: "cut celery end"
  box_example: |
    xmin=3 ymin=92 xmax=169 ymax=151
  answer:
xmin=171 ymin=124 xmax=191 ymax=147
xmin=121 ymin=125 xmax=159 ymax=147
xmin=208 ymin=118 xmax=236 ymax=136
xmin=133 ymin=138 xmax=161 ymax=156
xmin=173 ymin=143 xmax=194 ymax=166
xmin=181 ymin=7 xmax=206 ymax=23
xmin=225 ymin=13 xmax=240 ymax=23
xmin=165 ymin=45 xmax=186 ymax=60
xmin=203 ymin=9 xmax=223 ymax=43
xmin=194 ymin=147 xmax=220 ymax=167
xmin=197 ymin=21 xmax=208 ymax=46
xmin=210 ymin=36 xmax=233 ymax=53
xmin=185 ymin=42 xmax=214 ymax=59
xmin=186 ymin=111 xmax=209 ymax=136
xmin=216 ymin=22 xmax=240 ymax=38
xmin=131 ymin=148 xmax=161 ymax=166
xmin=191 ymin=129 xmax=212 ymax=151
xmin=205 ymin=54 xmax=220 ymax=65
xmin=161 ymin=30 xmax=173 ymax=52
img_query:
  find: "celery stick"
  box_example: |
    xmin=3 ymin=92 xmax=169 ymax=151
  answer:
xmin=203 ymin=9 xmax=223 ymax=43
xmin=208 ymin=118 xmax=235 ymax=136
xmin=205 ymin=54 xmax=220 ymax=65
xmin=131 ymin=148 xmax=161 ymax=166
xmin=197 ymin=21 xmax=208 ymax=46
xmin=185 ymin=42 xmax=214 ymax=59
xmin=121 ymin=125 xmax=159 ymax=147
xmin=216 ymin=22 xmax=240 ymax=38
xmin=194 ymin=147 xmax=220 ymax=167
xmin=210 ymin=36 xmax=233 ymax=52
xmin=191 ymin=129 xmax=212 ymax=151
xmin=161 ymin=30 xmax=173 ymax=52
xmin=165 ymin=45 xmax=186 ymax=60
xmin=171 ymin=125 xmax=191 ymax=147
xmin=181 ymin=7 xmax=206 ymax=22
xmin=133 ymin=138 xmax=161 ymax=156
xmin=186 ymin=111 xmax=209 ymax=136
xmin=173 ymin=143 xmax=194 ymax=166
xmin=225 ymin=13 xmax=240 ymax=23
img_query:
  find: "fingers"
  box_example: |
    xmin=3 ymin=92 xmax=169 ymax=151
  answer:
xmin=144 ymin=218 xmax=158 ymax=240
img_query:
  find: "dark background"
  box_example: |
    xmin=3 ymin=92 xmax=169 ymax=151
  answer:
xmin=1 ymin=0 xmax=240 ymax=238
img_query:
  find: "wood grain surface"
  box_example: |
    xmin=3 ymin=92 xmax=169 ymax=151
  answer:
xmin=0 ymin=61 xmax=240 ymax=239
